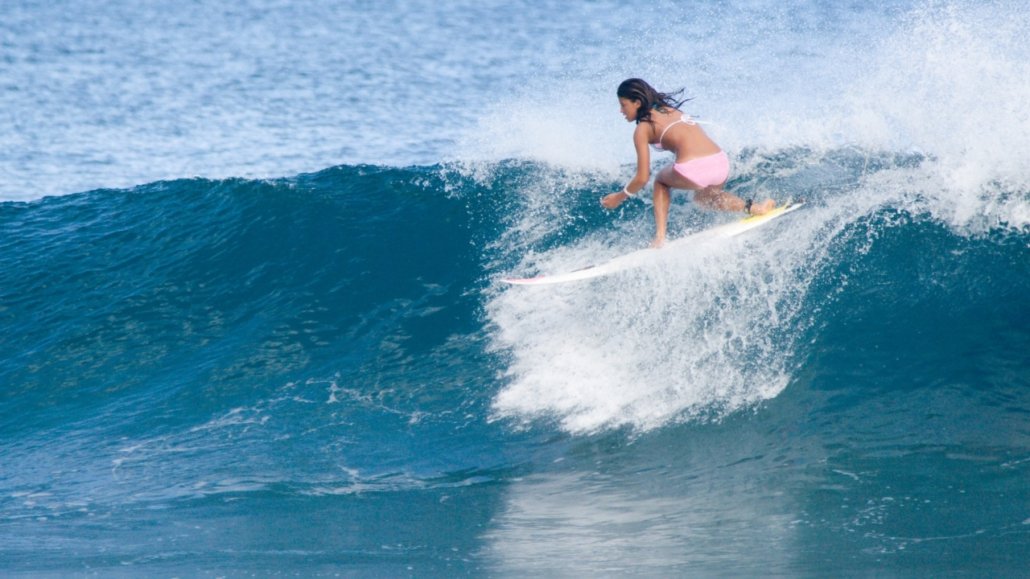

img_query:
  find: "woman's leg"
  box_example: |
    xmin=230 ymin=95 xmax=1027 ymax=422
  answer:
xmin=695 ymin=185 xmax=745 ymax=211
xmin=651 ymin=164 xmax=699 ymax=246
xmin=651 ymin=166 xmax=775 ymax=244
xmin=659 ymin=164 xmax=775 ymax=216
xmin=652 ymin=179 xmax=672 ymax=246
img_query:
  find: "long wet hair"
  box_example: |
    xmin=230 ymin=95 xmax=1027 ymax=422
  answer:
xmin=617 ymin=78 xmax=691 ymax=124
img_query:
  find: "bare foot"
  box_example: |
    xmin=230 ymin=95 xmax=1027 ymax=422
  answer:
xmin=650 ymin=237 xmax=666 ymax=249
xmin=749 ymin=198 xmax=775 ymax=215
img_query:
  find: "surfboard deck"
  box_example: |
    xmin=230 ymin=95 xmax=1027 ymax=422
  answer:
xmin=501 ymin=200 xmax=804 ymax=286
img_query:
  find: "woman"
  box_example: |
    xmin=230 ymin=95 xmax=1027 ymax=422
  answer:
xmin=601 ymin=78 xmax=774 ymax=247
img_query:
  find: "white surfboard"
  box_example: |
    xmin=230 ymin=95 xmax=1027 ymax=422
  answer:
xmin=501 ymin=201 xmax=804 ymax=286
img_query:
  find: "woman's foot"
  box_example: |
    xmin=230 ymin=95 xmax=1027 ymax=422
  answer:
xmin=748 ymin=198 xmax=775 ymax=215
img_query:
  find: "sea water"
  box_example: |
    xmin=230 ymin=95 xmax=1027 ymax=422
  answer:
xmin=2 ymin=0 xmax=1028 ymax=575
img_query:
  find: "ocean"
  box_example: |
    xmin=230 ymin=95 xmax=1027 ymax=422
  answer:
xmin=2 ymin=0 xmax=1029 ymax=576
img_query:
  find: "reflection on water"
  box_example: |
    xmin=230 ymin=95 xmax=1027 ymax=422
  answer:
xmin=480 ymin=415 xmax=813 ymax=576
xmin=482 ymin=468 xmax=798 ymax=576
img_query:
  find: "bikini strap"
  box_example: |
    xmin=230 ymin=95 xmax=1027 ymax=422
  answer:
xmin=657 ymin=116 xmax=692 ymax=146
xmin=659 ymin=116 xmax=683 ymax=145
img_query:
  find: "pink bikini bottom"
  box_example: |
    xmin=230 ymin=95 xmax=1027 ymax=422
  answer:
xmin=673 ymin=151 xmax=729 ymax=188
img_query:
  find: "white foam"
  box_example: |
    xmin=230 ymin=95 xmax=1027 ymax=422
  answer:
xmin=486 ymin=175 xmax=933 ymax=433
xmin=489 ymin=209 xmax=819 ymax=434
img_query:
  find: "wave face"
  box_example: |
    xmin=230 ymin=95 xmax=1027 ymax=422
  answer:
xmin=2 ymin=156 xmax=1028 ymax=574
xmin=3 ymin=0 xmax=1030 ymax=575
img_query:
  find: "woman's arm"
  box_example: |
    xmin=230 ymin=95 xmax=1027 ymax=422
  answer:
xmin=626 ymin=123 xmax=652 ymax=193
xmin=601 ymin=124 xmax=651 ymax=209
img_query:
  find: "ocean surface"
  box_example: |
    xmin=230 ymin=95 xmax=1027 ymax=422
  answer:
xmin=2 ymin=0 xmax=1029 ymax=576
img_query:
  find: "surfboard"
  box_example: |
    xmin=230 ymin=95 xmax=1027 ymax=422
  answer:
xmin=501 ymin=200 xmax=804 ymax=286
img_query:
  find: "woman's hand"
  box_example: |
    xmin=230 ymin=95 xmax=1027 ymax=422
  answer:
xmin=600 ymin=191 xmax=630 ymax=209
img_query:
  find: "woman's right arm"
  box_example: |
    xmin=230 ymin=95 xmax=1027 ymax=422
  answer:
xmin=624 ymin=124 xmax=652 ymax=194
xmin=601 ymin=124 xmax=651 ymax=208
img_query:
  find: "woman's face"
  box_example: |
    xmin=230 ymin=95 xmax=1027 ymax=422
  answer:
xmin=618 ymin=97 xmax=641 ymax=122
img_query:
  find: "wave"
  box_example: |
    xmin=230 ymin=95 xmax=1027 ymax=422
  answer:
xmin=0 ymin=157 xmax=1026 ymax=571
xmin=0 ymin=165 xmax=529 ymax=519
xmin=3 ymin=149 xmax=1025 ymax=445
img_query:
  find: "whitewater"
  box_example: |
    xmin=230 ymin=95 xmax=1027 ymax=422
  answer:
xmin=2 ymin=0 xmax=1028 ymax=575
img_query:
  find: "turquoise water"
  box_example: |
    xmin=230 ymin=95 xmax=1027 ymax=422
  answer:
xmin=2 ymin=0 xmax=1029 ymax=576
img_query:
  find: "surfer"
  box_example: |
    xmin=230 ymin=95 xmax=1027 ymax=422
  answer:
xmin=601 ymin=78 xmax=774 ymax=247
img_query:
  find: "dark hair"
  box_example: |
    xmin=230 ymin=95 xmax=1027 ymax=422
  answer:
xmin=617 ymin=78 xmax=691 ymax=124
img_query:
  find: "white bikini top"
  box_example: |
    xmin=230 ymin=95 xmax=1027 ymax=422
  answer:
xmin=652 ymin=115 xmax=697 ymax=151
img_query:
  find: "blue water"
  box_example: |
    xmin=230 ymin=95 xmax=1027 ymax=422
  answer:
xmin=3 ymin=0 xmax=1030 ymax=576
